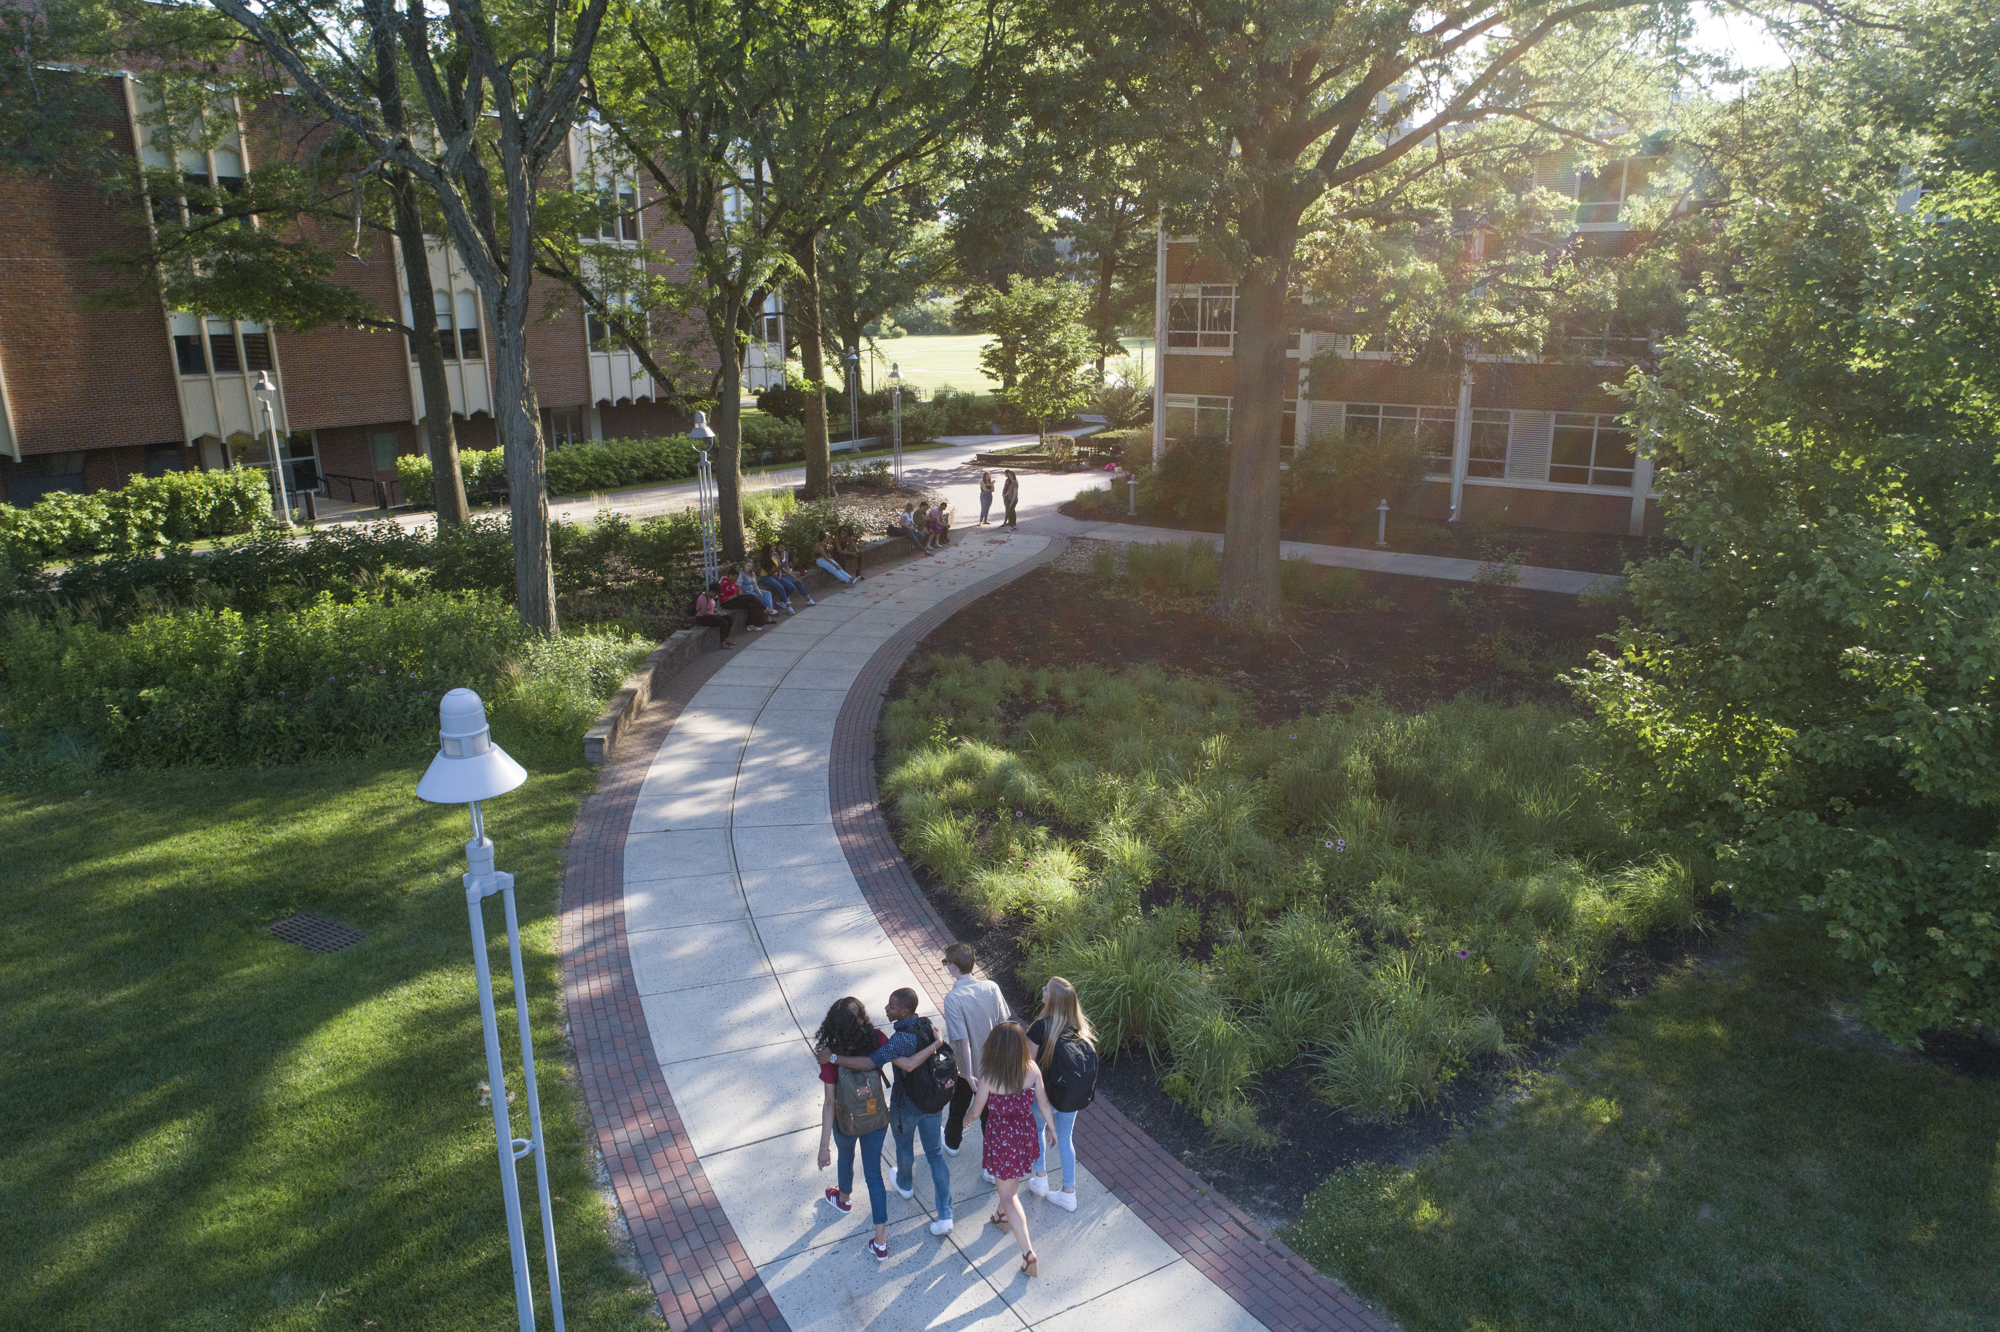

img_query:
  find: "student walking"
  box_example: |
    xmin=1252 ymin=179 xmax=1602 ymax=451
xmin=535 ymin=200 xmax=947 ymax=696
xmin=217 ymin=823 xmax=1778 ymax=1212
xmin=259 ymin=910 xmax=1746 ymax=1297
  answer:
xmin=693 ymin=584 xmax=735 ymax=647
xmin=940 ymin=942 xmax=1010 ymax=1154
xmin=966 ymin=1023 xmax=1059 ymax=1278
xmin=814 ymin=997 xmax=892 ymax=1261
xmin=820 ymin=987 xmax=958 ymax=1237
xmin=1026 ymin=976 xmax=1099 ymax=1212
xmin=978 ymin=471 xmax=995 ymax=525
xmin=1001 ymin=470 xmax=1020 ymax=529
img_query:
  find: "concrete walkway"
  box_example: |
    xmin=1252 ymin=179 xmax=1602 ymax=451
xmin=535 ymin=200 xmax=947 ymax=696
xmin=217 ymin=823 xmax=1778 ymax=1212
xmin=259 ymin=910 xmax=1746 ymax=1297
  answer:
xmin=1071 ymin=522 xmax=1622 ymax=596
xmin=621 ymin=529 xmax=1272 ymax=1331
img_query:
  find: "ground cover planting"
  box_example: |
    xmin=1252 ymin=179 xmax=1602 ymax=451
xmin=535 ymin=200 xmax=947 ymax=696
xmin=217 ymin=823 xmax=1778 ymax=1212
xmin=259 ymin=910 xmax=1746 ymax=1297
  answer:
xmin=877 ymin=545 xmax=1685 ymax=1153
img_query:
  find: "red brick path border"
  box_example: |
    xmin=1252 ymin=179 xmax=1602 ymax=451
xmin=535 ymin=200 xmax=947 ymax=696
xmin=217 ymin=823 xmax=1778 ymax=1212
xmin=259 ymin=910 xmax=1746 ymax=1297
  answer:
xmin=828 ymin=536 xmax=1401 ymax=1332
xmin=560 ymin=642 xmax=790 ymax=1332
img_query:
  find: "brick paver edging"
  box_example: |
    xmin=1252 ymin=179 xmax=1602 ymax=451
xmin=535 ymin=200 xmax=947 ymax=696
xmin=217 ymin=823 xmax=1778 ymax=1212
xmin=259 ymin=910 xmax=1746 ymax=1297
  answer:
xmin=560 ymin=642 xmax=791 ymax=1332
xmin=828 ymin=537 xmax=1400 ymax=1332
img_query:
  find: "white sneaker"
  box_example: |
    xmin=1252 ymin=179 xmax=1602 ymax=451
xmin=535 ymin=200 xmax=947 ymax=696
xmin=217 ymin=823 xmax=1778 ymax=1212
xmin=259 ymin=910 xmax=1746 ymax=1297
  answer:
xmin=1051 ymin=1189 xmax=1077 ymax=1212
xmin=981 ymin=1169 xmax=995 ymax=1184
xmin=929 ymin=1218 xmax=954 ymax=1236
xmin=1028 ymin=1175 xmax=1050 ymax=1199
xmin=888 ymin=1167 xmax=914 ymax=1200
xmin=942 ymin=1144 xmax=959 ymax=1156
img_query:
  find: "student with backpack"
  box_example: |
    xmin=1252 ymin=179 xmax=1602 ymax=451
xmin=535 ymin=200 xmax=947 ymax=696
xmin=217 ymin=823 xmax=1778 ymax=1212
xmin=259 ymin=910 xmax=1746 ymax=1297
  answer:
xmin=819 ymin=987 xmax=958 ymax=1236
xmin=1025 ymin=976 xmax=1099 ymax=1212
xmin=814 ymin=997 xmax=893 ymax=1260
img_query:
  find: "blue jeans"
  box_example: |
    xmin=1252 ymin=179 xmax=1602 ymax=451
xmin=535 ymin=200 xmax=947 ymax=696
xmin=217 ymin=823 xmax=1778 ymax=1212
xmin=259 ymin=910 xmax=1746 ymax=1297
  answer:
xmin=979 ymin=492 xmax=992 ymax=522
xmin=1034 ymin=1109 xmax=1077 ymax=1189
xmin=890 ymin=1099 xmax=952 ymax=1221
xmin=834 ymin=1126 xmax=888 ymax=1225
xmin=762 ymin=574 xmax=805 ymax=603
xmin=816 ymin=556 xmax=854 ymax=584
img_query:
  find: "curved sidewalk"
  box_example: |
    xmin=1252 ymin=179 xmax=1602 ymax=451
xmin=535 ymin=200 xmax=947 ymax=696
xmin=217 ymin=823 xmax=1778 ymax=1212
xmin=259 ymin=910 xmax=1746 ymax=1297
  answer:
xmin=564 ymin=519 xmax=1395 ymax=1331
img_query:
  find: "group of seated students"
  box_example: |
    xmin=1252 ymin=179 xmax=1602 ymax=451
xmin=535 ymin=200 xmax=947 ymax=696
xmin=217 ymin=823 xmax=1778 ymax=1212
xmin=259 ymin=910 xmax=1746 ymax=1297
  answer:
xmin=896 ymin=500 xmax=951 ymax=556
xmin=692 ymin=536 xmax=865 ymax=647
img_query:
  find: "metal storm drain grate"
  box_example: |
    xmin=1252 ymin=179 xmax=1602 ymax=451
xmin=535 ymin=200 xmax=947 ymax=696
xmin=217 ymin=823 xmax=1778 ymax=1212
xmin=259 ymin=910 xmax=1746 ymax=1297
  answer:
xmin=267 ymin=912 xmax=367 ymax=954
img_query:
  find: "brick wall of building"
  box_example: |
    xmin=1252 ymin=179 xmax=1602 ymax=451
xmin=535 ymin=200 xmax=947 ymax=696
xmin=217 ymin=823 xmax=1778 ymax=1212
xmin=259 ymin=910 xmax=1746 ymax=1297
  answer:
xmin=276 ymin=228 xmax=417 ymax=434
xmin=1162 ymin=354 xmax=1240 ymax=396
xmin=599 ymin=400 xmax=693 ymax=438
xmin=0 ymin=75 xmax=185 ymax=460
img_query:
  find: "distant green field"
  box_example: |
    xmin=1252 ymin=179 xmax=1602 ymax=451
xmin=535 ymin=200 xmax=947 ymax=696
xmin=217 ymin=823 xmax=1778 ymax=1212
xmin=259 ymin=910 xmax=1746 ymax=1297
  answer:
xmin=840 ymin=334 xmax=1156 ymax=398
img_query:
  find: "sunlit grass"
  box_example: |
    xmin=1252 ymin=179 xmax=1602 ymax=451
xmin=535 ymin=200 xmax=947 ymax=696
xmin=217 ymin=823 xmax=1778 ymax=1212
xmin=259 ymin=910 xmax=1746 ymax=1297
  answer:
xmin=0 ymin=750 xmax=656 ymax=1331
xmin=1286 ymin=915 xmax=2000 ymax=1331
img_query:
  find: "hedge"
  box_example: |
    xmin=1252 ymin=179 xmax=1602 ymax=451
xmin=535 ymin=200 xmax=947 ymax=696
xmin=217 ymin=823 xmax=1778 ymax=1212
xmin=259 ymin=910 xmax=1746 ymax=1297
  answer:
xmin=0 ymin=468 xmax=271 ymax=567
xmin=397 ymin=437 xmax=699 ymax=507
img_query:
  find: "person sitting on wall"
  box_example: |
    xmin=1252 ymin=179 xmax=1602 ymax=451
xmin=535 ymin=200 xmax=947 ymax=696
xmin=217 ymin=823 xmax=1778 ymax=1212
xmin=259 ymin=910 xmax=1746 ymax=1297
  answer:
xmin=716 ymin=570 xmax=769 ymax=630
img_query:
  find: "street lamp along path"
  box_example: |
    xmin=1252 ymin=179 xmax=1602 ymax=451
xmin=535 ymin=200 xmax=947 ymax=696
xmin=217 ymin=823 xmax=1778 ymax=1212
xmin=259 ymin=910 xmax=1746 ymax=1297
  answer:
xmin=416 ymin=689 xmax=567 ymax=1332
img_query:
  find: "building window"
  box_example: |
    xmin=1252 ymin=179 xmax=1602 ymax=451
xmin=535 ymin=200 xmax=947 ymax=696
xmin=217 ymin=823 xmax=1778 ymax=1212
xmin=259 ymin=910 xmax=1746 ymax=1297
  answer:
xmin=1280 ymin=399 xmax=1297 ymax=461
xmin=1342 ymin=403 xmax=1458 ymax=475
xmin=619 ymin=185 xmax=640 ymax=241
xmin=1574 ymin=156 xmax=1660 ymax=227
xmin=207 ymin=319 xmax=240 ymax=373
xmin=1550 ymin=413 xmax=1637 ymax=487
xmin=455 ymin=292 xmax=482 ymax=360
xmin=588 ymin=293 xmax=635 ymax=352
xmin=175 ymin=333 xmax=207 ymax=375
xmin=1167 ymin=285 xmax=1235 ymax=350
xmin=434 ymin=291 xmax=458 ymax=360
xmin=1468 ymin=409 xmax=1511 ymax=478
xmin=550 ymin=409 xmax=583 ymax=448
xmin=1163 ymin=394 xmax=1231 ymax=442
xmin=241 ymin=324 xmax=273 ymax=372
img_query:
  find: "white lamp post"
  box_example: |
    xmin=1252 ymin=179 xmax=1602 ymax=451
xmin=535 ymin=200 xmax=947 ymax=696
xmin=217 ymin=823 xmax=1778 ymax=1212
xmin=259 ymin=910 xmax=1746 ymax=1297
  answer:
xmin=255 ymin=371 xmax=294 ymax=529
xmin=690 ymin=410 xmax=719 ymax=589
xmin=417 ymin=689 xmax=565 ymax=1332
xmin=888 ymin=361 xmax=903 ymax=486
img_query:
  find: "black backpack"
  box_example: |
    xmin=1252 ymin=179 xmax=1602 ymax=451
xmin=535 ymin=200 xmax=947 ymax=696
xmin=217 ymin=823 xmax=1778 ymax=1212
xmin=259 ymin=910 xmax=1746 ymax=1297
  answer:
xmin=897 ymin=1017 xmax=958 ymax=1115
xmin=1045 ymin=1031 xmax=1099 ymax=1113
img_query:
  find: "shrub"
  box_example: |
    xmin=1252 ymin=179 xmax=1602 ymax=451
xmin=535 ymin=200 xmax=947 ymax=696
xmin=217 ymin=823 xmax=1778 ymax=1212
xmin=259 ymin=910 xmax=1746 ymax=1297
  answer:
xmin=778 ymin=499 xmax=862 ymax=559
xmin=545 ymin=436 xmax=697 ymax=496
xmin=0 ymin=468 xmax=271 ymax=567
xmin=1125 ymin=538 xmax=1219 ymax=597
xmin=922 ymin=387 xmax=993 ymax=436
xmin=1142 ymin=432 xmax=1229 ymax=524
xmin=739 ymin=414 xmax=806 ymax=462
xmin=1280 ymin=427 xmax=1430 ymax=529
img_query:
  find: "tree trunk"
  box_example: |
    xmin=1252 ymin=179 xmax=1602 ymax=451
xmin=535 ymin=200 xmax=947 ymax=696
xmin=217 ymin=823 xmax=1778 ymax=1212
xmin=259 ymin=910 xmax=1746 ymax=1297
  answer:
xmin=490 ymin=291 xmax=557 ymax=635
xmin=790 ymin=232 xmax=832 ymax=499
xmin=389 ymin=169 xmax=470 ymax=525
xmin=1217 ymin=257 xmax=1291 ymax=630
xmin=711 ymin=309 xmax=747 ymax=563
xmin=1094 ymin=242 xmax=1117 ymax=376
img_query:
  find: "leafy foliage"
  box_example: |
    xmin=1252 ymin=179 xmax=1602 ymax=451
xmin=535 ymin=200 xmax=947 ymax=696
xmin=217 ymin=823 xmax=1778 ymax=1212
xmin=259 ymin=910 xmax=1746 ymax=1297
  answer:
xmin=1572 ymin=67 xmax=2000 ymax=1038
xmin=970 ymin=277 xmax=1100 ymax=441
xmin=0 ymin=469 xmax=271 ymax=567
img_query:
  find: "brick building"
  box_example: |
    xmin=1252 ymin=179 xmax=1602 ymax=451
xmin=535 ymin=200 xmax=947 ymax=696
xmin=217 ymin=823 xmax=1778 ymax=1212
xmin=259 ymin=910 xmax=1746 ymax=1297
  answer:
xmin=0 ymin=75 xmax=710 ymax=509
xmin=1148 ymin=153 xmax=1668 ymax=537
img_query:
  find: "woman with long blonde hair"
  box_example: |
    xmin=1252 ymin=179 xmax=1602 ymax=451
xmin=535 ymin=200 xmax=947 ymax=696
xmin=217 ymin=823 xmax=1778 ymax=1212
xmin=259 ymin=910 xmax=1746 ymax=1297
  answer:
xmin=966 ymin=1023 xmax=1058 ymax=1277
xmin=1026 ymin=976 xmax=1097 ymax=1212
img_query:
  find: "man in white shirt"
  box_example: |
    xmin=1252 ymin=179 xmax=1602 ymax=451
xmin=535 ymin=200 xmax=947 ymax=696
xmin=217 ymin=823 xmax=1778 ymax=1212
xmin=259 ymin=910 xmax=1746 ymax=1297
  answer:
xmin=939 ymin=941 xmax=1011 ymax=1153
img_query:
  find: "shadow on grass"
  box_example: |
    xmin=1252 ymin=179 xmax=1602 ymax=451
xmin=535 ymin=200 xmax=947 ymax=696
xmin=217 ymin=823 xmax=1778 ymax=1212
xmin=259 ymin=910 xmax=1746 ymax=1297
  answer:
xmin=0 ymin=755 xmax=658 ymax=1331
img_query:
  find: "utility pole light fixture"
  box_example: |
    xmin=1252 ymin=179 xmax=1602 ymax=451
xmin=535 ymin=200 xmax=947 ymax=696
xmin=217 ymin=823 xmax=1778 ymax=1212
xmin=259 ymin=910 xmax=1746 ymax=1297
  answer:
xmin=690 ymin=410 xmax=719 ymax=589
xmin=255 ymin=371 xmax=294 ymax=529
xmin=416 ymin=689 xmax=565 ymax=1332
xmin=888 ymin=361 xmax=903 ymax=486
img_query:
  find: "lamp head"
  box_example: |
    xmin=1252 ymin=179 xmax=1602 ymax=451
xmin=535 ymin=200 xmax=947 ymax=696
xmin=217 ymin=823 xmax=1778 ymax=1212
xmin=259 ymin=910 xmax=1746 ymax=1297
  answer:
xmin=254 ymin=371 xmax=275 ymax=396
xmin=416 ymin=688 xmax=527 ymax=805
xmin=889 ymin=362 xmax=901 ymax=385
xmin=689 ymin=409 xmax=716 ymax=443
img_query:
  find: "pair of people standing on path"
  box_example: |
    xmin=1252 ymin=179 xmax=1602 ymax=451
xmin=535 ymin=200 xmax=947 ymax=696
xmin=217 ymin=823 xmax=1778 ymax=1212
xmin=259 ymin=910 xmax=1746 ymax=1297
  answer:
xmin=976 ymin=470 xmax=1017 ymax=527
xmin=814 ymin=993 xmax=949 ymax=1262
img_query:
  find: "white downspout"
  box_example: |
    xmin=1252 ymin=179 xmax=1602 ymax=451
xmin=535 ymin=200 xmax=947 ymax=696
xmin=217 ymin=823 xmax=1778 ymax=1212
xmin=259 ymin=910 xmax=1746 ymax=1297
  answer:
xmin=0 ymin=344 xmax=20 ymax=462
xmin=1152 ymin=225 xmax=1167 ymax=463
xmin=1629 ymin=420 xmax=1655 ymax=536
xmin=1448 ymin=353 xmax=1473 ymax=521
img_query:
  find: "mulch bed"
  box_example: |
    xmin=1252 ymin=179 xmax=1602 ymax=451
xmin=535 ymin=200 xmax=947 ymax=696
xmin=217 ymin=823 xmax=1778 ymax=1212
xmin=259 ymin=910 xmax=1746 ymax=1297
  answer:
xmin=1060 ymin=496 xmax=1676 ymax=575
xmin=874 ymin=560 xmax=1669 ymax=1227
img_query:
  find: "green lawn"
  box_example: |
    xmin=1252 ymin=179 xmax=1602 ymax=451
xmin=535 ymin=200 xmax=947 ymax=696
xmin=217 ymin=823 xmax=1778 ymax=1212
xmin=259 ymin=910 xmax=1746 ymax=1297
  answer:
xmin=0 ymin=751 xmax=658 ymax=1331
xmin=1286 ymin=914 xmax=2000 ymax=1332
xmin=841 ymin=333 xmax=1155 ymax=397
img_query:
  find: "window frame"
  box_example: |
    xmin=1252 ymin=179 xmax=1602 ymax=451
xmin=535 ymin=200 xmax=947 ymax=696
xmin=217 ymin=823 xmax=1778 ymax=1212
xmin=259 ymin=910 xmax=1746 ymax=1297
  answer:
xmin=1549 ymin=412 xmax=1637 ymax=488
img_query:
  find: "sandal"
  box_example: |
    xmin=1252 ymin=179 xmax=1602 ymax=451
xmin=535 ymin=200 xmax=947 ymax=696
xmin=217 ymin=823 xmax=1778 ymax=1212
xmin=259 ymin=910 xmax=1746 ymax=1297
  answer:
xmin=989 ymin=1211 xmax=1010 ymax=1229
xmin=1020 ymin=1250 xmax=1039 ymax=1278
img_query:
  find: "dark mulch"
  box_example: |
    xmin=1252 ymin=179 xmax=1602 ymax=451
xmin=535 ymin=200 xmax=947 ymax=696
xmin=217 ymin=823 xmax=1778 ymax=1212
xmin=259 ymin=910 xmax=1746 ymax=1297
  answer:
xmin=908 ymin=562 xmax=1622 ymax=718
xmin=1060 ymin=496 xmax=1676 ymax=575
xmin=875 ymin=566 xmax=1656 ymax=1226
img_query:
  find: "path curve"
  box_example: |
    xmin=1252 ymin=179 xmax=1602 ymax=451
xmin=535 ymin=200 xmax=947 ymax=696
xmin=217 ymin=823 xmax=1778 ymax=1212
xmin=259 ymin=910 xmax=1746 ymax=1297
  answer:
xmin=564 ymin=491 xmax=1396 ymax=1331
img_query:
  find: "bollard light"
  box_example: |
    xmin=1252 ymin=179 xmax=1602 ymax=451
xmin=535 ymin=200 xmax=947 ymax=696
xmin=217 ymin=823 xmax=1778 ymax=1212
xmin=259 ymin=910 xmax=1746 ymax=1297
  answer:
xmin=417 ymin=689 xmax=565 ymax=1332
xmin=1127 ymin=471 xmax=1138 ymax=516
xmin=1376 ymin=499 xmax=1390 ymax=548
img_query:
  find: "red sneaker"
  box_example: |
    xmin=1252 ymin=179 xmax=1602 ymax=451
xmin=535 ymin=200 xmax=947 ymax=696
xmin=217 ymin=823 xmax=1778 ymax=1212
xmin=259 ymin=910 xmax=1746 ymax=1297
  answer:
xmin=869 ymin=1238 xmax=890 ymax=1261
xmin=822 ymin=1187 xmax=852 ymax=1214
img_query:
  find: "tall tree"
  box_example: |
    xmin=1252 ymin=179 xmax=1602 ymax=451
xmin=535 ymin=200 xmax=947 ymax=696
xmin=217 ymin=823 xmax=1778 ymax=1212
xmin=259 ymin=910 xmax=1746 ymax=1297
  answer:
xmin=821 ymin=193 xmax=953 ymax=360
xmin=973 ymin=277 xmax=1098 ymax=445
xmin=215 ymin=0 xmax=613 ymax=634
xmin=1057 ymin=0 xmax=1683 ymax=626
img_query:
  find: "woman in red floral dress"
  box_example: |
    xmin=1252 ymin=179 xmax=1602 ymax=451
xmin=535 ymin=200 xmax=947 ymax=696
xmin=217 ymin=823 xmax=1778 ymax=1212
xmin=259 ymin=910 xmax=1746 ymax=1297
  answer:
xmin=965 ymin=1023 xmax=1058 ymax=1277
